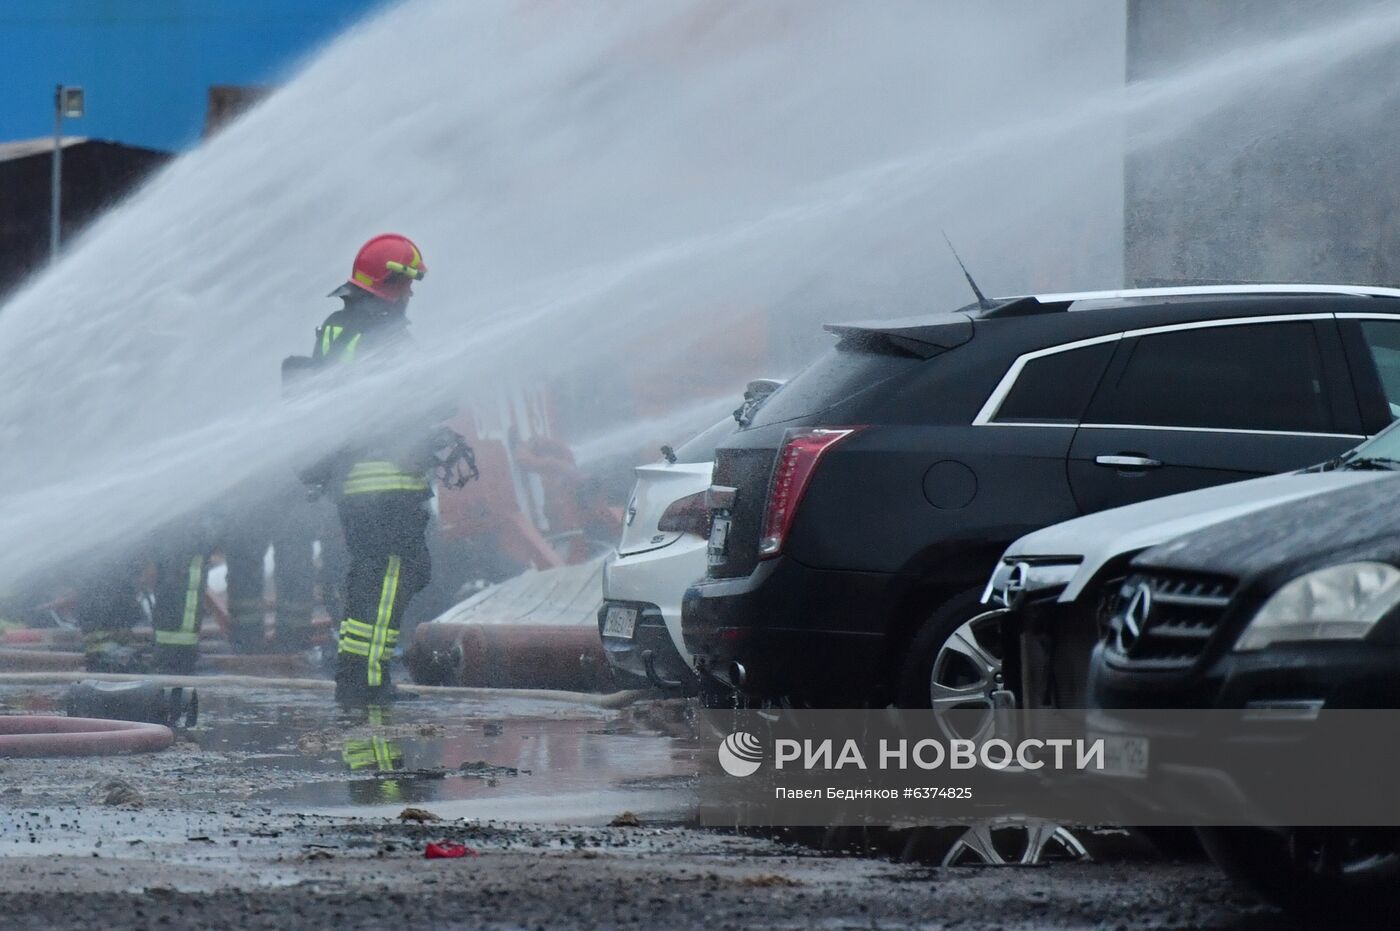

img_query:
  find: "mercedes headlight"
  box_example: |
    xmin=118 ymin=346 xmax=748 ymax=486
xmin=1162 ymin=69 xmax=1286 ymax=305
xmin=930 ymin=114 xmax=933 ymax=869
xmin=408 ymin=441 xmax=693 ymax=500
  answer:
xmin=1234 ymin=561 xmax=1400 ymax=651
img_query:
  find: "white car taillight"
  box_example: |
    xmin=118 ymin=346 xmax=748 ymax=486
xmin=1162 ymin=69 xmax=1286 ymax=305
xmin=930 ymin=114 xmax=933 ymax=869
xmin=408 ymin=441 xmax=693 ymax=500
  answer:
xmin=758 ymin=426 xmax=864 ymax=558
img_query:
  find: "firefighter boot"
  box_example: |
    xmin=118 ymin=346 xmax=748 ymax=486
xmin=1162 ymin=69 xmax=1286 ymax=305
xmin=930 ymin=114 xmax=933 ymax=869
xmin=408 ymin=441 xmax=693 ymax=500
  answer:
xmin=334 ymin=652 xmax=394 ymax=707
xmin=153 ymin=643 xmax=197 ymax=676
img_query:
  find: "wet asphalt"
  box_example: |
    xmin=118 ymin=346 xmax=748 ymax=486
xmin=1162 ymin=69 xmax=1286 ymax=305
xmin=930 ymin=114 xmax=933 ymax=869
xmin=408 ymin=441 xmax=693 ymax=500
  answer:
xmin=0 ymin=684 xmax=1362 ymax=929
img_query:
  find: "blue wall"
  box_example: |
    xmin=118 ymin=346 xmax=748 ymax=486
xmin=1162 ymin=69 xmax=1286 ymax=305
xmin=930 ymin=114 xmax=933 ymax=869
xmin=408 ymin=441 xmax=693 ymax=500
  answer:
xmin=0 ymin=0 xmax=390 ymax=152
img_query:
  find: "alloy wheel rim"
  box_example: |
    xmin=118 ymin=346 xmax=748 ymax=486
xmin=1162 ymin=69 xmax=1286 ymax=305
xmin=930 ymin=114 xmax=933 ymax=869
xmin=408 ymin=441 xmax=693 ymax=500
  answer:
xmin=943 ymin=819 xmax=1090 ymax=866
xmin=929 ymin=609 xmax=1006 ymax=741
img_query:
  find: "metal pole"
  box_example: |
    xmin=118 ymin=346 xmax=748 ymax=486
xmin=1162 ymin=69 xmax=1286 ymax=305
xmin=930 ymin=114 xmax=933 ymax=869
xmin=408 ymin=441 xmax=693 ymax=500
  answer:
xmin=50 ymin=84 xmax=63 ymax=261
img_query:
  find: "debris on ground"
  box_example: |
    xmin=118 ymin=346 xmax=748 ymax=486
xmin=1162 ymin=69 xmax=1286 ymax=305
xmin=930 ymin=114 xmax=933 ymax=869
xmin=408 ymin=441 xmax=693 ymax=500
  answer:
xmin=609 ymin=811 xmax=641 ymax=827
xmin=739 ymin=874 xmax=804 ymax=888
xmin=424 ymin=841 xmax=479 ymax=859
xmin=370 ymin=768 xmax=448 ymax=781
xmin=399 ymin=807 xmax=442 ymax=823
xmin=0 ymin=686 xmax=1258 ymax=928
xmin=95 ymin=780 xmax=143 ymax=808
xmin=458 ymin=759 xmax=523 ymax=777
xmin=620 ymin=698 xmax=694 ymax=738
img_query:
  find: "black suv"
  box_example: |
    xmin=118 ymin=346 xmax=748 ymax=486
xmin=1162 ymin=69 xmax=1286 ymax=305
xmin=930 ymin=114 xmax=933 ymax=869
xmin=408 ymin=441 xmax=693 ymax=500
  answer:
xmin=1087 ymin=472 xmax=1400 ymax=913
xmin=683 ymin=285 xmax=1400 ymax=706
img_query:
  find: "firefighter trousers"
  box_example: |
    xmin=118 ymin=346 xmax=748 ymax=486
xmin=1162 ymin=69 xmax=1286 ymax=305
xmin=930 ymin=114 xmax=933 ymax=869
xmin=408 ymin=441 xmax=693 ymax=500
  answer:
xmin=152 ymin=546 xmax=209 ymax=676
xmin=225 ymin=486 xmax=319 ymax=653
xmin=334 ymin=491 xmax=430 ymax=705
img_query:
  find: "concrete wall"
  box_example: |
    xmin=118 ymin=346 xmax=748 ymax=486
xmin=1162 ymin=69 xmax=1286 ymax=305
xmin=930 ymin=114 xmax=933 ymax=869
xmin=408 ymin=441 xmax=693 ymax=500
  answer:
xmin=1125 ymin=0 xmax=1400 ymax=287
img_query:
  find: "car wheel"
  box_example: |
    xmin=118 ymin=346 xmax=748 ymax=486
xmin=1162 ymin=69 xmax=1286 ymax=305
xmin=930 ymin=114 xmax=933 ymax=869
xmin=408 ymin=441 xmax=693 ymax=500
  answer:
xmin=1133 ymin=826 xmax=1204 ymax=860
xmin=898 ymin=589 xmax=1010 ymax=729
xmin=942 ymin=819 xmax=1089 ymax=866
xmin=1197 ymin=827 xmax=1400 ymax=915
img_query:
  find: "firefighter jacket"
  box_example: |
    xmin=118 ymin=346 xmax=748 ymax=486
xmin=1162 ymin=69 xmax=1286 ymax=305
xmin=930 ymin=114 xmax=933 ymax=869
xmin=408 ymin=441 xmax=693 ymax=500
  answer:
xmin=312 ymin=295 xmax=432 ymax=499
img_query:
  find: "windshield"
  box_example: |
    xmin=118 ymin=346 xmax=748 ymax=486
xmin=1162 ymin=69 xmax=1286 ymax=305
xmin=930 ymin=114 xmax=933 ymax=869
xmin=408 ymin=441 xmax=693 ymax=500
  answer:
xmin=1333 ymin=418 xmax=1400 ymax=470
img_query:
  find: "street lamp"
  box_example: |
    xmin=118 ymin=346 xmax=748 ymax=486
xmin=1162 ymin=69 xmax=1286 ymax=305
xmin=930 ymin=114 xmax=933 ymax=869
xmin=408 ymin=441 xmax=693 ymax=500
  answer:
xmin=50 ymin=84 xmax=85 ymax=261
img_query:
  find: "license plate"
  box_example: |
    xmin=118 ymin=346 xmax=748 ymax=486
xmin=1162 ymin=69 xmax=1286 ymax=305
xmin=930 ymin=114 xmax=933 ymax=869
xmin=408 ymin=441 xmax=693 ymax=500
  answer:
xmin=602 ymin=605 xmax=638 ymax=639
xmin=707 ymin=515 xmax=731 ymax=566
xmin=1094 ymin=734 xmax=1149 ymax=779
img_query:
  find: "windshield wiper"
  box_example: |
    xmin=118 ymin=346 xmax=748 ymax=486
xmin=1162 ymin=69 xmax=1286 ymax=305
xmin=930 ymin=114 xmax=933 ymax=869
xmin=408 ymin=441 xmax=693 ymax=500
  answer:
xmin=1343 ymin=456 xmax=1400 ymax=471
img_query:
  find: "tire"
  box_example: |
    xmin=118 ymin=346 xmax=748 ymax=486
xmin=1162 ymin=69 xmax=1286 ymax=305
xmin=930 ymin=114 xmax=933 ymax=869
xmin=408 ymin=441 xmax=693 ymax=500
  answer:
xmin=1134 ymin=827 xmax=1204 ymax=860
xmin=1197 ymin=827 xmax=1400 ymax=916
xmin=897 ymin=588 xmax=1010 ymax=716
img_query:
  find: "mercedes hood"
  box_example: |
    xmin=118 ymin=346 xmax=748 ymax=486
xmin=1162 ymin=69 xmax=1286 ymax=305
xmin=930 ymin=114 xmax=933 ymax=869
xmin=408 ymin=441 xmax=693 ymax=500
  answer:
xmin=996 ymin=469 xmax=1391 ymax=603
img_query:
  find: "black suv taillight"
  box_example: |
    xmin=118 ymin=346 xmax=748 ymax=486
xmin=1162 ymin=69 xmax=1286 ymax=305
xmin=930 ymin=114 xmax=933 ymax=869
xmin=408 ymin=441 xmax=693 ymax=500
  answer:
xmin=758 ymin=426 xmax=864 ymax=558
xmin=658 ymin=490 xmax=710 ymax=538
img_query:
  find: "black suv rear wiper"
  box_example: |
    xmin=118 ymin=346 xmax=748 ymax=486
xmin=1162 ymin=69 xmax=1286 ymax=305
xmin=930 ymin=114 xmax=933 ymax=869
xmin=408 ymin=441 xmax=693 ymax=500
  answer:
xmin=1343 ymin=456 xmax=1400 ymax=471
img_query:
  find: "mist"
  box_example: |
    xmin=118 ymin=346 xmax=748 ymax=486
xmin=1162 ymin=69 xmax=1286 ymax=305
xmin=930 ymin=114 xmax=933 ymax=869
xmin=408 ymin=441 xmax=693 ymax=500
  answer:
xmin=0 ymin=0 xmax=1398 ymax=590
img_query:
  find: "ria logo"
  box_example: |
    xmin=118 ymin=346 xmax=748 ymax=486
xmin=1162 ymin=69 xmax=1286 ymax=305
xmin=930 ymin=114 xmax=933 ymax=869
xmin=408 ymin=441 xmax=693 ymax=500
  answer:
xmin=718 ymin=731 xmax=764 ymax=777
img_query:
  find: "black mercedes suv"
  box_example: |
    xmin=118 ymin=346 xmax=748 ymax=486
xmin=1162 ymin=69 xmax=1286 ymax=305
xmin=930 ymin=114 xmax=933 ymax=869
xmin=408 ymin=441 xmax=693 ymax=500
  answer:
xmin=682 ymin=284 xmax=1400 ymax=706
xmin=1087 ymin=471 xmax=1400 ymax=913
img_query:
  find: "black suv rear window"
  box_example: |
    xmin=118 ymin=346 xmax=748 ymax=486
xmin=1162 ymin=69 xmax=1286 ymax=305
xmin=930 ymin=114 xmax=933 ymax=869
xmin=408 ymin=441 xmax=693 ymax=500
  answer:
xmin=746 ymin=341 xmax=919 ymax=427
xmin=993 ymin=341 xmax=1116 ymax=424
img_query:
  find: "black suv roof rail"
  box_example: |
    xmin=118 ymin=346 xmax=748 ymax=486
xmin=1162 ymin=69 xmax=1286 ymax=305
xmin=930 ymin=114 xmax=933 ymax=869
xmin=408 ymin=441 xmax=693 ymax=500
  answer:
xmin=1005 ymin=283 xmax=1400 ymax=306
xmin=971 ymin=284 xmax=1400 ymax=319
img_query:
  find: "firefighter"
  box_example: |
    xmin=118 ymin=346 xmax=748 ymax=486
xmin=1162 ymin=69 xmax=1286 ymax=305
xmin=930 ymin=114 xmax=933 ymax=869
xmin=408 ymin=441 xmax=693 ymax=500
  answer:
xmin=313 ymin=234 xmax=434 ymax=706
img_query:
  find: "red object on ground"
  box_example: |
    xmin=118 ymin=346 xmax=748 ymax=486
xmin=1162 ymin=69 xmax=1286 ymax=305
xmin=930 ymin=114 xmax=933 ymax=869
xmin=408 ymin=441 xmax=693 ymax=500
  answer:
xmin=424 ymin=841 xmax=479 ymax=859
xmin=0 ymin=715 xmax=173 ymax=758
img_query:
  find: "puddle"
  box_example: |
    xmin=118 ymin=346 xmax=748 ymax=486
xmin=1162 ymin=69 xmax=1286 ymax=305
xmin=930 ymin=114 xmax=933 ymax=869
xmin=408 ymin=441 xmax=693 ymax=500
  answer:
xmin=0 ymin=685 xmax=699 ymax=823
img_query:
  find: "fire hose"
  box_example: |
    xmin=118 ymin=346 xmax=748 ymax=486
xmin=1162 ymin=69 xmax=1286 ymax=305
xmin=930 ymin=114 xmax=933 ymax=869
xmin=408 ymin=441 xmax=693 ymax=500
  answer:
xmin=0 ymin=670 xmax=648 ymax=708
xmin=0 ymin=715 xmax=173 ymax=758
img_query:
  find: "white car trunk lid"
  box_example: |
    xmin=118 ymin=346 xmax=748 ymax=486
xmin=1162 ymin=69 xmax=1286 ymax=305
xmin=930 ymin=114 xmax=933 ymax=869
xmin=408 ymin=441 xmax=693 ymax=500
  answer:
xmin=617 ymin=460 xmax=714 ymax=556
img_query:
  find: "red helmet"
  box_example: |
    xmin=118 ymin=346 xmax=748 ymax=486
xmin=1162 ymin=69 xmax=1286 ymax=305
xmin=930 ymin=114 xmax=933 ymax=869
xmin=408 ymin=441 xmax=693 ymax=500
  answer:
xmin=345 ymin=233 xmax=427 ymax=301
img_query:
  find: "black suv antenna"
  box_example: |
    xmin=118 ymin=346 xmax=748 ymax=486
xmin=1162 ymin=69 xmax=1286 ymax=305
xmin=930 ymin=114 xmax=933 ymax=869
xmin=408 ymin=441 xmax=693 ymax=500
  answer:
xmin=942 ymin=232 xmax=993 ymax=310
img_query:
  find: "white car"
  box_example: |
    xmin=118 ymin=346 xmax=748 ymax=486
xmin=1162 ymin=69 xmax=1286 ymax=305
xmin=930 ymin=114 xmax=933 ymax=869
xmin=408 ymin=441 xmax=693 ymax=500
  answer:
xmin=600 ymin=381 xmax=780 ymax=692
xmin=978 ymin=423 xmax=1400 ymax=709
